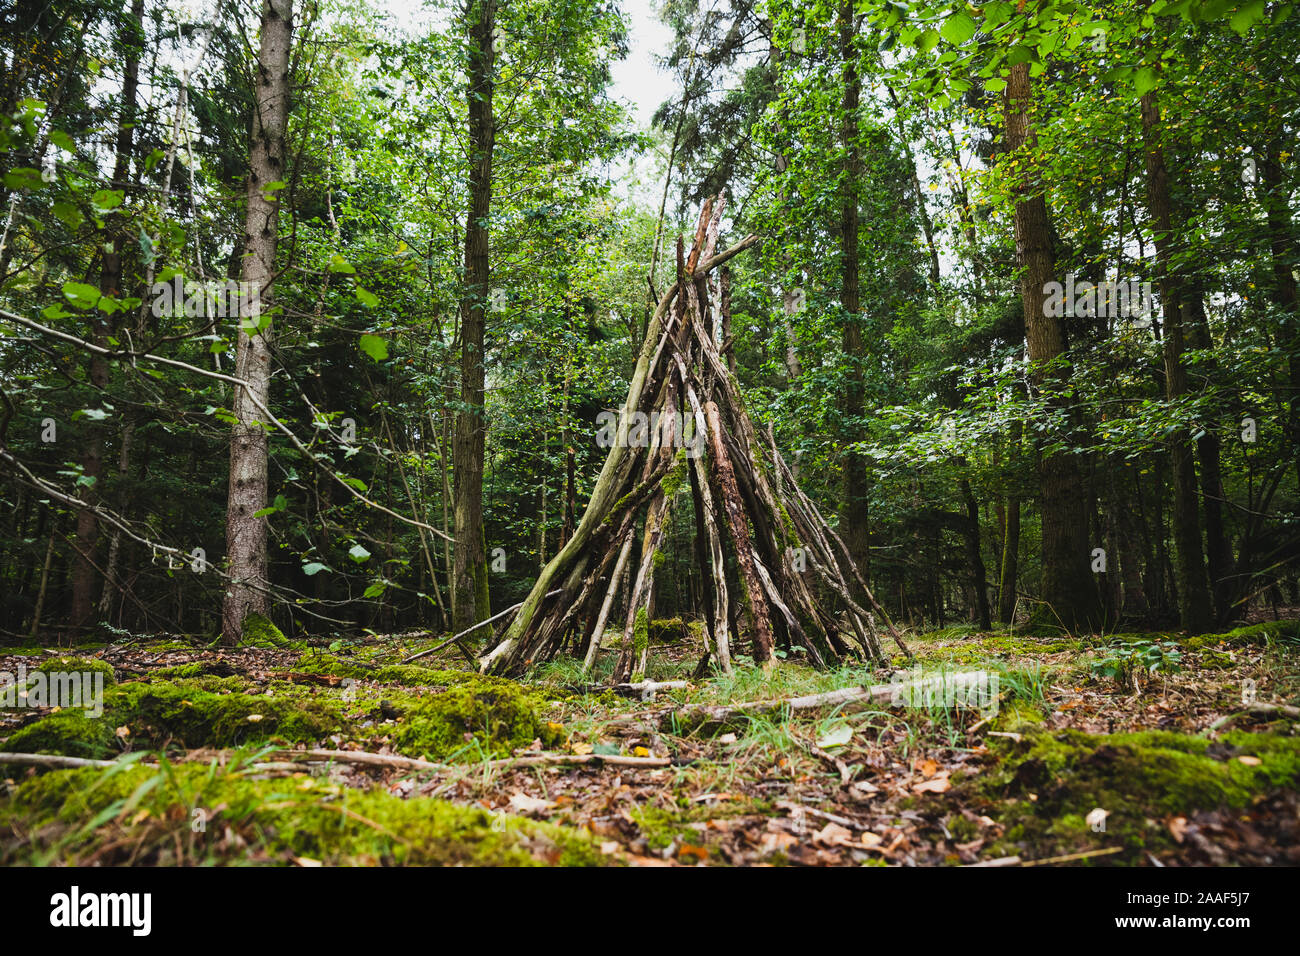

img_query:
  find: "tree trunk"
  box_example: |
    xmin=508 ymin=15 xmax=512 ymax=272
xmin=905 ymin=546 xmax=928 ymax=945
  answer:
xmin=1183 ymin=287 xmax=1232 ymax=622
xmin=959 ymin=475 xmax=992 ymax=630
xmin=1259 ymin=134 xmax=1300 ymax=494
xmin=1003 ymin=62 xmax=1099 ymax=631
xmin=222 ymin=0 xmax=293 ymax=644
xmin=452 ymin=0 xmax=495 ymax=640
xmin=838 ymin=2 xmax=871 ymax=593
xmin=1140 ymin=92 xmax=1211 ymax=634
xmin=70 ymin=0 xmax=143 ymax=629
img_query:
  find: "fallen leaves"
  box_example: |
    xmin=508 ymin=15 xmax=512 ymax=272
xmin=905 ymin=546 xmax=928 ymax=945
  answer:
xmin=816 ymin=724 xmax=854 ymax=749
xmin=507 ymin=792 xmax=556 ymax=816
xmin=913 ymin=772 xmax=952 ymax=794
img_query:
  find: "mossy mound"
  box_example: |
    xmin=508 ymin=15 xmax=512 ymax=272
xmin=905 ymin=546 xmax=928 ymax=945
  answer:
xmin=648 ymin=618 xmax=687 ymax=643
xmin=0 ymin=761 xmax=608 ymax=866
xmin=31 ymin=656 xmax=116 ymax=683
xmin=966 ymin=728 xmax=1300 ymax=861
xmin=1184 ymin=619 xmax=1300 ymax=650
xmin=292 ymin=653 xmax=487 ymax=690
xmin=392 ymin=678 xmax=561 ymax=760
xmin=240 ymin=612 xmax=288 ymax=648
xmin=3 ymin=681 xmax=342 ymax=759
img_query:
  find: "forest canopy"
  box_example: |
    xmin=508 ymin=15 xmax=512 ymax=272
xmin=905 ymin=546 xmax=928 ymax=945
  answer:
xmin=0 ymin=0 xmax=1297 ymax=662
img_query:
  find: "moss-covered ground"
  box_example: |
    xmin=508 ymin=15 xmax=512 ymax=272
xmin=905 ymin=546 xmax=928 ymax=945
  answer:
xmin=2 ymin=615 xmax=1297 ymax=866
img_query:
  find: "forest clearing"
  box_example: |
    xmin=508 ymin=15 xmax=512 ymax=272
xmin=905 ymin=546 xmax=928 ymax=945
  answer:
xmin=0 ymin=0 xmax=1298 ymax=891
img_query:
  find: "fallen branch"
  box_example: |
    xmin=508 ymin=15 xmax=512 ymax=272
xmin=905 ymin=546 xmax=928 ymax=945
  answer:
xmin=276 ymin=748 xmax=674 ymax=773
xmin=1204 ymin=702 xmax=1300 ymax=734
xmin=663 ymin=672 xmax=997 ymax=732
xmin=0 ymin=752 xmax=117 ymax=770
xmin=400 ymin=590 xmax=563 ymax=664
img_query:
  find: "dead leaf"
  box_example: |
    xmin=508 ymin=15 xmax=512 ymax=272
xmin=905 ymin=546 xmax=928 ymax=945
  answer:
xmin=114 ymin=725 xmax=130 ymax=738
xmin=813 ymin=822 xmax=857 ymax=847
xmin=1168 ymin=816 xmax=1188 ymax=843
xmin=508 ymin=792 xmax=556 ymax=816
xmin=816 ymin=724 xmax=854 ymax=749
xmin=678 ymin=844 xmax=709 ymax=862
xmin=914 ymin=771 xmax=952 ymax=794
xmin=1237 ymin=755 xmax=1262 ymax=766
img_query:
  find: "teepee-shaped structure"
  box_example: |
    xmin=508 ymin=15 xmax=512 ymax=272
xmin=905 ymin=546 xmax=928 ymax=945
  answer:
xmin=478 ymin=194 xmax=909 ymax=680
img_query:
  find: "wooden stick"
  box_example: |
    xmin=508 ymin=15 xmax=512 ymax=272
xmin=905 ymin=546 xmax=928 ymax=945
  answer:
xmin=282 ymin=748 xmax=672 ymax=772
xmin=0 ymin=752 xmax=117 ymax=770
xmin=401 ymin=590 xmax=562 ymax=664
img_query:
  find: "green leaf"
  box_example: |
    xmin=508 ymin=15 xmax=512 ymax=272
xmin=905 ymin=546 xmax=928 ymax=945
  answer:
xmin=90 ymin=189 xmax=124 ymax=212
xmin=3 ymin=168 xmax=43 ymax=190
xmin=62 ymin=281 xmax=102 ymax=309
xmin=328 ymin=253 xmax=356 ymax=274
xmin=1134 ymin=66 xmax=1159 ymax=95
xmin=348 ymin=544 xmax=371 ymax=564
xmin=940 ymin=12 xmax=977 ymax=45
xmin=1230 ymin=0 xmax=1266 ymax=34
xmin=302 ymin=562 xmax=329 ymax=576
xmin=51 ymin=200 xmax=82 ymax=228
xmin=358 ymin=333 xmax=388 ymax=361
xmin=355 ymin=287 xmax=379 ymax=308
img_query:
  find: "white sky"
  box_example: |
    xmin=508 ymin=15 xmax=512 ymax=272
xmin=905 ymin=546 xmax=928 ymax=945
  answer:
xmin=380 ymin=0 xmax=676 ymax=128
xmin=609 ymin=0 xmax=677 ymax=128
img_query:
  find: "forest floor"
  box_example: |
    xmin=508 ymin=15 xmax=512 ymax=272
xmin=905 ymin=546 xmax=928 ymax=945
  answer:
xmin=1 ymin=615 xmax=1298 ymax=866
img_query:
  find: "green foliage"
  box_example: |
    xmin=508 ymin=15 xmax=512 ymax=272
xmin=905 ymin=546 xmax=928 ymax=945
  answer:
xmin=1091 ymin=638 xmax=1184 ymax=690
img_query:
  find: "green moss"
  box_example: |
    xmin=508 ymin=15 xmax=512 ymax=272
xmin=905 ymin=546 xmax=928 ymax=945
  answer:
xmin=391 ymin=677 xmax=561 ymax=760
xmin=965 ymin=727 xmax=1300 ymax=861
xmin=1185 ymin=619 xmax=1300 ymax=650
xmin=240 ymin=612 xmax=287 ymax=648
xmin=0 ymin=762 xmax=609 ymax=866
xmin=648 ymin=618 xmax=686 ymax=643
xmin=632 ymin=798 xmax=770 ymax=852
xmin=659 ymin=450 xmax=690 ymax=500
xmin=3 ymin=709 xmax=118 ymax=759
xmin=991 ymin=701 xmax=1046 ymax=733
xmin=4 ymin=681 xmax=342 ymax=758
xmin=293 ymin=653 xmax=483 ymax=690
xmin=149 ymin=663 xmax=209 ymax=680
xmin=32 ymin=657 xmax=116 ymax=683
